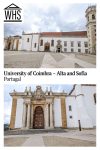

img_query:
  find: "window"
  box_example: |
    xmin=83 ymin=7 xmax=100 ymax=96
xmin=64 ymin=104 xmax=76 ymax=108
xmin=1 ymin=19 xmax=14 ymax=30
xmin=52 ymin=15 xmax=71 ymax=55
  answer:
xmin=71 ymin=41 xmax=74 ymax=47
xmin=93 ymin=93 xmax=96 ymax=104
xmin=34 ymin=43 xmax=36 ymax=48
xmin=85 ymin=49 xmax=88 ymax=53
xmin=69 ymin=105 xmax=72 ymax=111
xmin=78 ymin=49 xmax=81 ymax=52
xmin=71 ymin=48 xmax=74 ymax=52
xmin=51 ymin=40 xmax=54 ymax=46
xmin=69 ymin=116 xmax=72 ymax=119
xmin=27 ymin=38 xmax=29 ymax=42
xmin=64 ymin=41 xmax=67 ymax=47
xmin=84 ymin=42 xmax=88 ymax=47
xmin=77 ymin=41 xmax=81 ymax=47
xmin=88 ymin=17 xmax=89 ymax=21
xmin=64 ymin=48 xmax=67 ymax=52
xmin=92 ymin=14 xmax=95 ymax=20
xmin=40 ymin=39 xmax=43 ymax=46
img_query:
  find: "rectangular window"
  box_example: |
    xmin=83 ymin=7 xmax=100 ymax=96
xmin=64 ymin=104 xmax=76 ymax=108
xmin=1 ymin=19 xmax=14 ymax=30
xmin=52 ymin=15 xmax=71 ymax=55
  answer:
xmin=84 ymin=42 xmax=88 ymax=47
xmin=51 ymin=40 xmax=54 ymax=46
xmin=40 ymin=39 xmax=43 ymax=46
xmin=77 ymin=41 xmax=81 ymax=47
xmin=71 ymin=41 xmax=74 ymax=47
xmin=69 ymin=116 xmax=72 ymax=119
xmin=27 ymin=38 xmax=29 ymax=42
xmin=71 ymin=48 xmax=74 ymax=52
xmin=64 ymin=48 xmax=67 ymax=52
xmin=34 ymin=43 xmax=36 ymax=48
xmin=64 ymin=41 xmax=67 ymax=47
xmin=69 ymin=105 xmax=72 ymax=111
xmin=78 ymin=49 xmax=81 ymax=52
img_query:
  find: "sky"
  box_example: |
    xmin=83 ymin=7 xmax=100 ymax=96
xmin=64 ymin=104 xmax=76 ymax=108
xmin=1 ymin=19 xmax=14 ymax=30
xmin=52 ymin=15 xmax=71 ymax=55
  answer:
xmin=4 ymin=3 xmax=94 ymax=37
xmin=4 ymin=84 xmax=73 ymax=124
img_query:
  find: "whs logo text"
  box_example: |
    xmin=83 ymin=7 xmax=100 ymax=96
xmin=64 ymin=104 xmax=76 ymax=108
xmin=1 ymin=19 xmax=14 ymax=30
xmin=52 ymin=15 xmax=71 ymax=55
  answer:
xmin=4 ymin=3 xmax=22 ymax=22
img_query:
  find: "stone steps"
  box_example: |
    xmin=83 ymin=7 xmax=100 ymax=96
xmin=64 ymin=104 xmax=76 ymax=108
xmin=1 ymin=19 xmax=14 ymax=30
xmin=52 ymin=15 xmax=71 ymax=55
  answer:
xmin=4 ymin=128 xmax=67 ymax=135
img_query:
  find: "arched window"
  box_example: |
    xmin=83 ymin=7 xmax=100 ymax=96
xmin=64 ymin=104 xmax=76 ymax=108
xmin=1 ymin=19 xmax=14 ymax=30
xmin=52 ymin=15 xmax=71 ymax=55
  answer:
xmin=92 ymin=14 xmax=95 ymax=20
xmin=51 ymin=39 xmax=54 ymax=46
xmin=40 ymin=39 xmax=43 ymax=46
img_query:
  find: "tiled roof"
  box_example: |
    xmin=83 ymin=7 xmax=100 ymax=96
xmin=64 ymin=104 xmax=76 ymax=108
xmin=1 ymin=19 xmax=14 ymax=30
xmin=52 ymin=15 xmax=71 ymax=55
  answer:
xmin=23 ymin=31 xmax=87 ymax=37
xmin=40 ymin=31 xmax=87 ymax=37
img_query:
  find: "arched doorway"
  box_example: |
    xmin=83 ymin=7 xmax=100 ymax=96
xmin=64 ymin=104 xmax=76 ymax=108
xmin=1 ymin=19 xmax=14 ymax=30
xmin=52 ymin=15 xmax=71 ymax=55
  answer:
xmin=44 ymin=42 xmax=50 ymax=51
xmin=33 ymin=106 xmax=44 ymax=129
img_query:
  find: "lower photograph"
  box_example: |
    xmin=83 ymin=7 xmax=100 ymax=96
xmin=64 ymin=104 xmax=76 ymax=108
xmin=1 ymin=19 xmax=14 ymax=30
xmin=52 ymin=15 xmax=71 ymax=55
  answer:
xmin=4 ymin=84 xmax=96 ymax=147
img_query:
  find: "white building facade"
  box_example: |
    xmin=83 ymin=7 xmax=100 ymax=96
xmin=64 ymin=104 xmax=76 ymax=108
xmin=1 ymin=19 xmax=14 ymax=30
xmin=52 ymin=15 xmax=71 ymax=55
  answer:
xmin=10 ymin=84 xmax=96 ymax=129
xmin=4 ymin=5 xmax=96 ymax=54
xmin=21 ymin=31 xmax=88 ymax=53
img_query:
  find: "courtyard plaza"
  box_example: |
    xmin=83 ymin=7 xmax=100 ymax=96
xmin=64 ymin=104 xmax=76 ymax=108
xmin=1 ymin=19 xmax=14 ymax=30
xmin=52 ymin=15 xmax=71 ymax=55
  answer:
xmin=4 ymin=51 xmax=96 ymax=68
xmin=4 ymin=128 xmax=96 ymax=147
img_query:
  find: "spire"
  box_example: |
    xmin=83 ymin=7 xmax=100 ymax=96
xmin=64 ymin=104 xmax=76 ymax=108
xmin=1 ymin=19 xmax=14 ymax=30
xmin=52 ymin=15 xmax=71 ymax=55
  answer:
xmin=13 ymin=89 xmax=16 ymax=93
xmin=50 ymin=87 xmax=52 ymax=92
xmin=50 ymin=86 xmax=52 ymax=95
xmin=25 ymin=87 xmax=28 ymax=93
xmin=46 ymin=87 xmax=48 ymax=92
xmin=29 ymin=87 xmax=31 ymax=92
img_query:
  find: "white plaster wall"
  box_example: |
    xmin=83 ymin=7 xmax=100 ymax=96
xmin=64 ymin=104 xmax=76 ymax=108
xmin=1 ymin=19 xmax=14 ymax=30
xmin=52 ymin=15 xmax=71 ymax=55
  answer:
xmin=54 ymin=98 xmax=62 ymax=127
xmin=75 ymin=85 xmax=94 ymax=128
xmin=81 ymin=85 xmax=96 ymax=126
xmin=13 ymin=40 xmax=17 ymax=50
xmin=15 ymin=99 xmax=23 ymax=128
xmin=66 ymin=96 xmax=79 ymax=128
xmin=39 ymin=37 xmax=88 ymax=53
xmin=21 ymin=34 xmax=32 ymax=51
xmin=32 ymin=34 xmax=40 ymax=51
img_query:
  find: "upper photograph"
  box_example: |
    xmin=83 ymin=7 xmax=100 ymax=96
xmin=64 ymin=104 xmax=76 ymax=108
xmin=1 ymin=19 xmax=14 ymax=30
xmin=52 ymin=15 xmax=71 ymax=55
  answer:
xmin=4 ymin=3 xmax=96 ymax=68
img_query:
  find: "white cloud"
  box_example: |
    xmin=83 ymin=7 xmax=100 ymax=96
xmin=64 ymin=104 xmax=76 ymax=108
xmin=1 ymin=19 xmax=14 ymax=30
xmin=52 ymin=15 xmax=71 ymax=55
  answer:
xmin=4 ymin=3 xmax=93 ymax=36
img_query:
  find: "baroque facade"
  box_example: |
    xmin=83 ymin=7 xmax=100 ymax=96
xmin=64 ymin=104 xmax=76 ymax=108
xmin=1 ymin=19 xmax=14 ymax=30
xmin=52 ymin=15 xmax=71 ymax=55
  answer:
xmin=4 ymin=5 xmax=96 ymax=54
xmin=9 ymin=84 xmax=96 ymax=129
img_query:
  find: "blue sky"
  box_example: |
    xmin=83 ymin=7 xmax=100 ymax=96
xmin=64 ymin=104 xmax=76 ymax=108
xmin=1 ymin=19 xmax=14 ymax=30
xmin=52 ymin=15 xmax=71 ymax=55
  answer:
xmin=4 ymin=84 xmax=73 ymax=124
xmin=4 ymin=3 xmax=95 ymax=36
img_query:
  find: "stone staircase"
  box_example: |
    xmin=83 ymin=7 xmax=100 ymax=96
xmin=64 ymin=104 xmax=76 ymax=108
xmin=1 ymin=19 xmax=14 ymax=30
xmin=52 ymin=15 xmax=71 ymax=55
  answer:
xmin=4 ymin=128 xmax=67 ymax=136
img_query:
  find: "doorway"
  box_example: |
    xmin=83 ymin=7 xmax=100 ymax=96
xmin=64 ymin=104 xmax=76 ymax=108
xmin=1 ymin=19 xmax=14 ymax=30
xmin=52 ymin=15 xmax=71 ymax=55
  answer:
xmin=57 ymin=48 xmax=61 ymax=52
xmin=33 ymin=106 xmax=44 ymax=129
xmin=44 ymin=42 xmax=50 ymax=51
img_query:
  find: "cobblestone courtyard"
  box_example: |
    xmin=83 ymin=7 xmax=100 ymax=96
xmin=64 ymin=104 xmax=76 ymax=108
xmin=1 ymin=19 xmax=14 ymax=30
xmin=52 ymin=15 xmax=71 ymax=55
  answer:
xmin=4 ymin=129 xmax=96 ymax=147
xmin=4 ymin=51 xmax=96 ymax=68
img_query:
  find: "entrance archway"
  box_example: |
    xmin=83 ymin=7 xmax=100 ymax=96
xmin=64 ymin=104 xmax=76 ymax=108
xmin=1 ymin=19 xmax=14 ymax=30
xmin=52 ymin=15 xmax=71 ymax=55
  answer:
xmin=44 ymin=42 xmax=50 ymax=51
xmin=33 ymin=106 xmax=44 ymax=129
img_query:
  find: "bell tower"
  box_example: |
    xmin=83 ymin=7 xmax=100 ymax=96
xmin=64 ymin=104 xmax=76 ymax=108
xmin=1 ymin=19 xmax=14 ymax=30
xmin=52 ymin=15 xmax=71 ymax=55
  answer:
xmin=85 ymin=5 xmax=96 ymax=54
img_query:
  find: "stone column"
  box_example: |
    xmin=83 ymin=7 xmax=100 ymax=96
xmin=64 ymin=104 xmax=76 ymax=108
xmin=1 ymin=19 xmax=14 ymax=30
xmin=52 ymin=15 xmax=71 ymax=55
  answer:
xmin=22 ymin=103 xmax=26 ymax=128
xmin=44 ymin=104 xmax=49 ymax=129
xmin=10 ymin=98 xmax=17 ymax=129
xmin=26 ymin=103 xmax=31 ymax=128
xmin=30 ymin=104 xmax=33 ymax=128
xmin=61 ymin=97 xmax=67 ymax=128
xmin=50 ymin=103 xmax=53 ymax=128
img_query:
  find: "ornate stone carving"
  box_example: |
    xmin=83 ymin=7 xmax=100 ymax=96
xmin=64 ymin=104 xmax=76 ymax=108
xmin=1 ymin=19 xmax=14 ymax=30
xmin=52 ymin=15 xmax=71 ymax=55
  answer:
xmin=33 ymin=86 xmax=46 ymax=100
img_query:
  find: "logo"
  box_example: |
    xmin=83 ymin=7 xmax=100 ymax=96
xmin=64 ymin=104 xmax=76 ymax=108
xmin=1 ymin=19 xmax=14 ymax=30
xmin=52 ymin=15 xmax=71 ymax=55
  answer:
xmin=4 ymin=3 xmax=22 ymax=22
